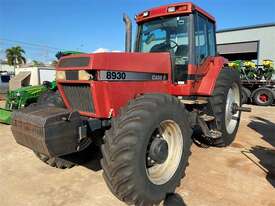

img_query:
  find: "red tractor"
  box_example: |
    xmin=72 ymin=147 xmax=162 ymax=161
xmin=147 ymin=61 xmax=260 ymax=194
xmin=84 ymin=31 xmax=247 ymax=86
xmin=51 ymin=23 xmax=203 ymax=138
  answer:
xmin=11 ymin=2 xmax=250 ymax=206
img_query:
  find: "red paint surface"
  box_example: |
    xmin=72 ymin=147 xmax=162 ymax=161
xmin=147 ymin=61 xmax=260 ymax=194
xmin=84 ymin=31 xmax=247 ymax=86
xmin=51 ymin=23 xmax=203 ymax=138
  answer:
xmin=57 ymin=53 xmax=226 ymax=118
xmin=57 ymin=80 xmax=169 ymax=118
xmin=56 ymin=53 xmax=227 ymax=118
xmin=192 ymin=57 xmax=228 ymax=95
xmin=136 ymin=2 xmax=215 ymax=23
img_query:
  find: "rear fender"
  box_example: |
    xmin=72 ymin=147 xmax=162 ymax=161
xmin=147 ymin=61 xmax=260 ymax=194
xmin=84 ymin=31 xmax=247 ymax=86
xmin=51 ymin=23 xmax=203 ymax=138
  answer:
xmin=191 ymin=57 xmax=228 ymax=96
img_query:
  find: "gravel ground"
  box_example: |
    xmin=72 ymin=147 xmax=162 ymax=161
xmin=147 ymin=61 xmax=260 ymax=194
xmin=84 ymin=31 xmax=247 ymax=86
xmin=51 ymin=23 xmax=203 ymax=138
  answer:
xmin=0 ymin=105 xmax=274 ymax=206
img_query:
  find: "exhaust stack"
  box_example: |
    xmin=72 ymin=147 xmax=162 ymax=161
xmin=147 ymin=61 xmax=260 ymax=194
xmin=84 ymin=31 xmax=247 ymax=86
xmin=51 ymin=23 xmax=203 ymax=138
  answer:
xmin=123 ymin=14 xmax=132 ymax=52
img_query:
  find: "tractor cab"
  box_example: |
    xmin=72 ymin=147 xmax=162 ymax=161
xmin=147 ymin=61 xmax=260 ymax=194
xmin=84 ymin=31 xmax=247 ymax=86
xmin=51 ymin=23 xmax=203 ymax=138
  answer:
xmin=133 ymin=3 xmax=217 ymax=82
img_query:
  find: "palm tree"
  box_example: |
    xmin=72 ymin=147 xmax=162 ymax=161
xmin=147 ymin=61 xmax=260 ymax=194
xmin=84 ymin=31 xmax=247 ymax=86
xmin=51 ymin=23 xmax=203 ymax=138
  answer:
xmin=5 ymin=46 xmax=26 ymax=68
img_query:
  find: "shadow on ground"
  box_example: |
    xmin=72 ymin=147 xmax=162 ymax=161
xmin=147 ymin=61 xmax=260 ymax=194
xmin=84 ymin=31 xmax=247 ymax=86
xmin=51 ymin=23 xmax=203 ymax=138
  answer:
xmin=62 ymin=143 xmax=102 ymax=171
xmin=245 ymin=116 xmax=275 ymax=188
xmin=248 ymin=116 xmax=275 ymax=147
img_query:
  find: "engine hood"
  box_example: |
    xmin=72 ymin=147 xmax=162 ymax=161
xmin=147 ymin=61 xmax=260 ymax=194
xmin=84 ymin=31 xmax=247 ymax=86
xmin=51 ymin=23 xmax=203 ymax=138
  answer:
xmin=57 ymin=52 xmax=171 ymax=74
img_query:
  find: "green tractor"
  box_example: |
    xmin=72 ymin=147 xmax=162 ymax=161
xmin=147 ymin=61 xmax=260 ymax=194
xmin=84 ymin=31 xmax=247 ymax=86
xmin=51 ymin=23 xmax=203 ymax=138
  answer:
xmin=55 ymin=51 xmax=85 ymax=59
xmin=0 ymin=81 xmax=57 ymax=124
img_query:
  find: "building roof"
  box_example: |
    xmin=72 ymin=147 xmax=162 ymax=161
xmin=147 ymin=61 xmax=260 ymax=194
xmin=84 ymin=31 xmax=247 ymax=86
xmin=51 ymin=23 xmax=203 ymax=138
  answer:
xmin=217 ymin=22 xmax=275 ymax=33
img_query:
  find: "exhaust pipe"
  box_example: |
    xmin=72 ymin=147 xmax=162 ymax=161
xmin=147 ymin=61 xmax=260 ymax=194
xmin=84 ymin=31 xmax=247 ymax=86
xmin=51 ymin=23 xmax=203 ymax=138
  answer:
xmin=123 ymin=13 xmax=132 ymax=52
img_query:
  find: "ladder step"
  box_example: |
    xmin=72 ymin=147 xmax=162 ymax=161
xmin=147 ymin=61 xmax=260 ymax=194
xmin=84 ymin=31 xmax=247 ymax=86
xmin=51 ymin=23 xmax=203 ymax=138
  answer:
xmin=180 ymin=99 xmax=208 ymax=105
xmin=209 ymin=130 xmax=222 ymax=139
xmin=199 ymin=114 xmax=215 ymax=122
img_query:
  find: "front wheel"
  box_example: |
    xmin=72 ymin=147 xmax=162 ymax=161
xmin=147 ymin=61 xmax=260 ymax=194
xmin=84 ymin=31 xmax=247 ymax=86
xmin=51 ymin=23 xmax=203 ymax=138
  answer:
xmin=101 ymin=94 xmax=192 ymax=206
xmin=34 ymin=152 xmax=75 ymax=169
xmin=37 ymin=91 xmax=65 ymax=108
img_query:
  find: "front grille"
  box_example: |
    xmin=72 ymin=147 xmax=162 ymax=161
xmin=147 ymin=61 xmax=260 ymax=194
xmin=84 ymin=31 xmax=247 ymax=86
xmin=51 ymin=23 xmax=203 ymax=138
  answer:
xmin=62 ymin=84 xmax=94 ymax=113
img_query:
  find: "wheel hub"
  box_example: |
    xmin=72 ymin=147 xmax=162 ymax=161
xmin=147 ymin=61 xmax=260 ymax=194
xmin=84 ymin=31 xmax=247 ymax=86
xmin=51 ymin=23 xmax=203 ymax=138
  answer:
xmin=149 ymin=138 xmax=169 ymax=164
xmin=259 ymin=94 xmax=268 ymax=103
xmin=146 ymin=120 xmax=183 ymax=185
xmin=231 ymin=103 xmax=238 ymax=115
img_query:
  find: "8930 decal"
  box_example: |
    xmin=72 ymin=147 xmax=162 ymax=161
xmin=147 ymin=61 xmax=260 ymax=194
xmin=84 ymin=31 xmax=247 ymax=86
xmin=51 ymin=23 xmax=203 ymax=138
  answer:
xmin=99 ymin=71 xmax=168 ymax=81
xmin=106 ymin=71 xmax=126 ymax=80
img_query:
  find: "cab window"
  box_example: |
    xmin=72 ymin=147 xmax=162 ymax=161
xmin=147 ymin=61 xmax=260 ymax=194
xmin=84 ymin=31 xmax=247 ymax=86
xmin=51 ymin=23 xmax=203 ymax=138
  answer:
xmin=207 ymin=21 xmax=216 ymax=56
xmin=138 ymin=16 xmax=189 ymax=66
xmin=195 ymin=14 xmax=209 ymax=64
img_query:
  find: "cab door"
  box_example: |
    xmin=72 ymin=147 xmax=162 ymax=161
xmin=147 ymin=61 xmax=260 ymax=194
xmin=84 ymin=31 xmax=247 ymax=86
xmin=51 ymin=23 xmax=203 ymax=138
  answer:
xmin=194 ymin=13 xmax=217 ymax=75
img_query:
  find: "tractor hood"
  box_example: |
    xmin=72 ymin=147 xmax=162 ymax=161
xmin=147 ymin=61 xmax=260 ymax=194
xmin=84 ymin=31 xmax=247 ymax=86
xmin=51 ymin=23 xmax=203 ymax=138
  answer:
xmin=57 ymin=52 xmax=171 ymax=75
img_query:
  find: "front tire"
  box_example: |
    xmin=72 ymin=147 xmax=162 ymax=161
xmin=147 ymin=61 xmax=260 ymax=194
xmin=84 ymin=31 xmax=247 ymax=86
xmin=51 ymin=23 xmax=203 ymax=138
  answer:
xmin=37 ymin=91 xmax=65 ymax=108
xmin=208 ymin=68 xmax=241 ymax=146
xmin=101 ymin=94 xmax=192 ymax=206
xmin=34 ymin=152 xmax=75 ymax=169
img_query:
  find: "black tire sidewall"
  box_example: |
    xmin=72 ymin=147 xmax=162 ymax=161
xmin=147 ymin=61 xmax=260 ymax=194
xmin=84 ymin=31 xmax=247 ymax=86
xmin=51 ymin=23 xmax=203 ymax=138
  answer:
xmin=241 ymin=87 xmax=251 ymax=104
xmin=129 ymin=98 xmax=191 ymax=203
xmin=37 ymin=91 xmax=65 ymax=108
xmin=101 ymin=94 xmax=192 ymax=205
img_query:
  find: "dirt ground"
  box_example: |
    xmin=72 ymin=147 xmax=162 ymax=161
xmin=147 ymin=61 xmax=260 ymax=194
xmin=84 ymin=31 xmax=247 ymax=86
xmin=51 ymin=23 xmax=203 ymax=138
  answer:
xmin=0 ymin=104 xmax=274 ymax=206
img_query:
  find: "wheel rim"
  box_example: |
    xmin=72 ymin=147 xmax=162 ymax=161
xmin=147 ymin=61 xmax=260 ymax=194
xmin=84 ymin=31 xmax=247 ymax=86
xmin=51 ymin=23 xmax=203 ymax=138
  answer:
xmin=258 ymin=93 xmax=269 ymax=103
xmin=225 ymin=83 xmax=240 ymax=134
xmin=146 ymin=120 xmax=183 ymax=185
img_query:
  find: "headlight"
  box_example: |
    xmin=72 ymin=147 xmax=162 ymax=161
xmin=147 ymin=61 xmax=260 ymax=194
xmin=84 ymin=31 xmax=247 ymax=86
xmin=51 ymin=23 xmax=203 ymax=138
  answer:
xmin=143 ymin=11 xmax=149 ymax=17
xmin=167 ymin=7 xmax=176 ymax=13
xmin=56 ymin=71 xmax=66 ymax=80
xmin=79 ymin=70 xmax=93 ymax=80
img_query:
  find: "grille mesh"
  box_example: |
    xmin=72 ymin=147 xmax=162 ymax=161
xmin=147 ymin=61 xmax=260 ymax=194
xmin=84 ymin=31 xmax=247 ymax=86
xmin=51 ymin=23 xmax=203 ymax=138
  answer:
xmin=62 ymin=84 xmax=94 ymax=113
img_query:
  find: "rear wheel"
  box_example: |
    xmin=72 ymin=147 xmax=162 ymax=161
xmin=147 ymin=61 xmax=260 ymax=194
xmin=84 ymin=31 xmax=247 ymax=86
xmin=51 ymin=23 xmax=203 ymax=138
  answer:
xmin=208 ymin=68 xmax=241 ymax=146
xmin=101 ymin=94 xmax=192 ymax=206
xmin=253 ymin=88 xmax=274 ymax=106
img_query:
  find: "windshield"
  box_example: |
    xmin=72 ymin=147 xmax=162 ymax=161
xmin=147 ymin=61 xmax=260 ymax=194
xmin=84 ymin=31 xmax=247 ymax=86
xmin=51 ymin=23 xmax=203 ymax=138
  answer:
xmin=137 ymin=16 xmax=189 ymax=65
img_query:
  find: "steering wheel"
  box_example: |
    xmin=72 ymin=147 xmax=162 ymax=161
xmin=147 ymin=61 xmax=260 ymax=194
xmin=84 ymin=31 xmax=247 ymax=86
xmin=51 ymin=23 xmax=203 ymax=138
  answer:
xmin=167 ymin=40 xmax=179 ymax=49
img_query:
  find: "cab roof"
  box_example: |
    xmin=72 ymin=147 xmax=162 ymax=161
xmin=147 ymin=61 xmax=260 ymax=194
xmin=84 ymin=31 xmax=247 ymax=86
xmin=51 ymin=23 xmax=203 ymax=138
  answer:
xmin=135 ymin=2 xmax=215 ymax=24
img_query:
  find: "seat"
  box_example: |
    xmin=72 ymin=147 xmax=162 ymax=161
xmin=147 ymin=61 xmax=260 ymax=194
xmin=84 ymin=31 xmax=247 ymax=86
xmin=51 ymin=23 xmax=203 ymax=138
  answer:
xmin=175 ymin=45 xmax=188 ymax=57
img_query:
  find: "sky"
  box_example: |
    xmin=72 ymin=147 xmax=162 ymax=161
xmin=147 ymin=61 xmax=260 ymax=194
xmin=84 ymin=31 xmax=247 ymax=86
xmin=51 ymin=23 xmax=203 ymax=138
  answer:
xmin=0 ymin=0 xmax=275 ymax=62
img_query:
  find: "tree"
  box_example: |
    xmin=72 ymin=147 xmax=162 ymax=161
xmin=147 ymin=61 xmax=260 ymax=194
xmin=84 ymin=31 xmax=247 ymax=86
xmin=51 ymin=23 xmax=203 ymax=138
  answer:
xmin=32 ymin=60 xmax=45 ymax=67
xmin=5 ymin=46 xmax=26 ymax=68
xmin=50 ymin=60 xmax=58 ymax=67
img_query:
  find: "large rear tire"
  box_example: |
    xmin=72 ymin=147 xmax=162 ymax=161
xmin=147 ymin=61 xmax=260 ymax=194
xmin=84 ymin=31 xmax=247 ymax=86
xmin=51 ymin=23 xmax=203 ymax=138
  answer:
xmin=241 ymin=87 xmax=251 ymax=104
xmin=208 ymin=68 xmax=241 ymax=147
xmin=101 ymin=94 xmax=192 ymax=206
